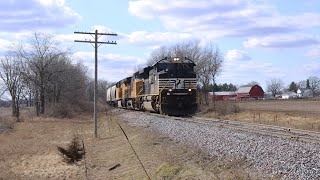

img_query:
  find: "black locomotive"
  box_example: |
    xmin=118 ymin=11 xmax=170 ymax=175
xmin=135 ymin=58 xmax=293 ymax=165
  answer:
xmin=106 ymin=57 xmax=197 ymax=116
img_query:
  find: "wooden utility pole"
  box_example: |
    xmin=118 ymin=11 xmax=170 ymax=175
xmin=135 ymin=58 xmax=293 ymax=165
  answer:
xmin=74 ymin=30 xmax=117 ymax=138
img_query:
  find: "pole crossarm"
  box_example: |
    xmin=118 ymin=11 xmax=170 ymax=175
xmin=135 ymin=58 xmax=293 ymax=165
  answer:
xmin=74 ymin=30 xmax=117 ymax=138
xmin=74 ymin=31 xmax=117 ymax=36
xmin=74 ymin=40 xmax=117 ymax=44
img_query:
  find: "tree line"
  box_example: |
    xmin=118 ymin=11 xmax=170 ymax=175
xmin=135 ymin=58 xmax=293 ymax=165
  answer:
xmin=0 ymin=33 xmax=108 ymax=121
xmin=266 ymin=77 xmax=320 ymax=98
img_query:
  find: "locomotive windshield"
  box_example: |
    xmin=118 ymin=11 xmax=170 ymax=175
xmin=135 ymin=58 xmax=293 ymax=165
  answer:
xmin=157 ymin=63 xmax=194 ymax=72
xmin=157 ymin=63 xmax=195 ymax=78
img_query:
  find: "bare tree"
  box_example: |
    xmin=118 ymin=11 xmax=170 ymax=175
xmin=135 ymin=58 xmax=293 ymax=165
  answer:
xmin=147 ymin=46 xmax=171 ymax=66
xmin=0 ymin=54 xmax=25 ymax=121
xmin=147 ymin=40 xmax=202 ymax=67
xmin=98 ymin=80 xmax=109 ymax=104
xmin=18 ymin=32 xmax=67 ymax=115
xmin=172 ymin=40 xmax=202 ymax=62
xmin=86 ymin=79 xmax=109 ymax=104
xmin=247 ymin=81 xmax=260 ymax=86
xmin=0 ymin=82 xmax=6 ymax=99
xmin=191 ymin=43 xmax=223 ymax=105
xmin=307 ymin=76 xmax=320 ymax=97
xmin=297 ymin=80 xmax=306 ymax=89
xmin=266 ymin=78 xmax=284 ymax=97
xmin=208 ymin=45 xmax=223 ymax=99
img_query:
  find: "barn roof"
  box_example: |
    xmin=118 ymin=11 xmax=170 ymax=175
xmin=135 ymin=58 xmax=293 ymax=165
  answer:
xmin=212 ymin=91 xmax=236 ymax=96
xmin=237 ymin=85 xmax=253 ymax=93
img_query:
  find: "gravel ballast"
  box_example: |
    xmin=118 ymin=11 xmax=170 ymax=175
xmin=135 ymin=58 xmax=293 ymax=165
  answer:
xmin=116 ymin=110 xmax=320 ymax=179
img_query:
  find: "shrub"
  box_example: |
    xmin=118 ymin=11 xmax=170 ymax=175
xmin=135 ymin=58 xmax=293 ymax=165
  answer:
xmin=57 ymin=136 xmax=85 ymax=164
xmin=0 ymin=116 xmax=14 ymax=131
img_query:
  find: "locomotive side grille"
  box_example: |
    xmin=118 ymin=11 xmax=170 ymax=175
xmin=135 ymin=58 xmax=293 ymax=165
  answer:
xmin=159 ymin=79 xmax=175 ymax=89
xmin=158 ymin=79 xmax=197 ymax=89
xmin=183 ymin=79 xmax=197 ymax=89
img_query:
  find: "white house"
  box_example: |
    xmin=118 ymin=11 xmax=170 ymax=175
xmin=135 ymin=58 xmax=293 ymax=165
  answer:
xmin=297 ymin=88 xmax=313 ymax=98
xmin=281 ymin=91 xmax=297 ymax=99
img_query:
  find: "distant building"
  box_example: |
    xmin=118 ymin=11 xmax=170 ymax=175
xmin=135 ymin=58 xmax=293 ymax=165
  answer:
xmin=236 ymin=84 xmax=264 ymax=100
xmin=297 ymin=88 xmax=313 ymax=98
xmin=210 ymin=84 xmax=264 ymax=101
xmin=281 ymin=91 xmax=297 ymax=99
xmin=210 ymin=91 xmax=237 ymax=101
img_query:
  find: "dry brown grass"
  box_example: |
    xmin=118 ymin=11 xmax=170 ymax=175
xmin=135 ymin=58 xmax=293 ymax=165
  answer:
xmin=0 ymin=107 xmax=274 ymax=179
xmin=236 ymin=99 xmax=320 ymax=113
xmin=0 ymin=113 xmax=91 ymax=179
xmin=199 ymin=99 xmax=320 ymax=132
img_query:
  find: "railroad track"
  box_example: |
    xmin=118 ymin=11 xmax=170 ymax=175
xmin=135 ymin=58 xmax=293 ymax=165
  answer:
xmin=150 ymin=113 xmax=320 ymax=144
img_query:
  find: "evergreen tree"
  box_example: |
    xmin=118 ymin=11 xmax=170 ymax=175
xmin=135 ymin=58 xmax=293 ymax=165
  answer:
xmin=288 ymin=81 xmax=298 ymax=92
xmin=212 ymin=83 xmax=220 ymax=92
xmin=229 ymin=83 xmax=238 ymax=91
xmin=220 ymin=83 xmax=229 ymax=91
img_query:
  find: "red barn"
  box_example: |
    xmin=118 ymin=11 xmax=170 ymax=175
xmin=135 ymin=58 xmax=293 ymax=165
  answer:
xmin=237 ymin=85 xmax=264 ymax=100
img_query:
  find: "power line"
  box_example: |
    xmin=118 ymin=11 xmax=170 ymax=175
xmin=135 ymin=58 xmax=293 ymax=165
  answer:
xmin=74 ymin=30 xmax=117 ymax=138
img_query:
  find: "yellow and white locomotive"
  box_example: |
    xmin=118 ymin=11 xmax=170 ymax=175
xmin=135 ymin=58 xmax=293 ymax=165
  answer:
xmin=106 ymin=57 xmax=197 ymax=116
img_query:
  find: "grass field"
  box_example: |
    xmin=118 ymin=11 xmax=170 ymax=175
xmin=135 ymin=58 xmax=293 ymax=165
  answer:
xmin=200 ymin=99 xmax=320 ymax=132
xmin=2 ymin=99 xmax=318 ymax=179
xmin=0 ymin=108 xmax=264 ymax=179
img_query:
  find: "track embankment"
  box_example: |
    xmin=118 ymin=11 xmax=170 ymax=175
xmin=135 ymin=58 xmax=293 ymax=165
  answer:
xmin=116 ymin=109 xmax=320 ymax=179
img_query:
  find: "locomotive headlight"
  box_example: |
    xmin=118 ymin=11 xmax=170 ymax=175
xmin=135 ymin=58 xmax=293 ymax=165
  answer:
xmin=188 ymin=88 xmax=192 ymax=92
xmin=169 ymin=89 xmax=172 ymax=92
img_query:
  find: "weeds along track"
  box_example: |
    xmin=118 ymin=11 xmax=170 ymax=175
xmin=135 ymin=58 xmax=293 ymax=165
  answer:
xmin=149 ymin=113 xmax=320 ymax=144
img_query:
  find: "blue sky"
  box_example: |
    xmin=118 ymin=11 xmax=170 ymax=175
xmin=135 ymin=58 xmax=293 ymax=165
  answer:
xmin=0 ymin=0 xmax=320 ymax=90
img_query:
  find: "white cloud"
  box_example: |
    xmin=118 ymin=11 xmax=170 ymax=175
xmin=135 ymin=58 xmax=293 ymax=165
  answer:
xmin=0 ymin=0 xmax=81 ymax=32
xmin=73 ymin=51 xmax=146 ymax=82
xmin=218 ymin=49 xmax=286 ymax=86
xmin=120 ymin=31 xmax=194 ymax=48
xmin=129 ymin=0 xmax=320 ymax=48
xmin=305 ymin=47 xmax=320 ymax=59
xmin=129 ymin=0 xmax=251 ymax=20
xmin=224 ymin=49 xmax=251 ymax=63
xmin=302 ymin=63 xmax=320 ymax=76
xmin=0 ymin=38 xmax=13 ymax=52
xmin=243 ymin=34 xmax=320 ymax=48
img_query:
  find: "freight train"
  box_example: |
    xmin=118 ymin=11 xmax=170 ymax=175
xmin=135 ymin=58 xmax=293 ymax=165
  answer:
xmin=106 ymin=57 xmax=197 ymax=116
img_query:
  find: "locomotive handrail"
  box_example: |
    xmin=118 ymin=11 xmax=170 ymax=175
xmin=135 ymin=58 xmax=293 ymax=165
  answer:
xmin=159 ymin=80 xmax=172 ymax=94
xmin=157 ymin=79 xmax=173 ymax=113
xmin=137 ymin=88 xmax=144 ymax=96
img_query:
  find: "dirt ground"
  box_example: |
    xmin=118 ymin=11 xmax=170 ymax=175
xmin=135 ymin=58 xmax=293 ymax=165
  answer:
xmin=0 ymin=108 xmax=269 ymax=180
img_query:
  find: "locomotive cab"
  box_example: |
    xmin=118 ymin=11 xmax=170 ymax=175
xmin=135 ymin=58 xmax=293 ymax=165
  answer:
xmin=154 ymin=57 xmax=198 ymax=116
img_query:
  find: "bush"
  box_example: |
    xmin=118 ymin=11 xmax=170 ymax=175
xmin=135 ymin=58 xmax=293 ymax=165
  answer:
xmin=46 ymin=103 xmax=75 ymax=118
xmin=0 ymin=116 xmax=14 ymax=131
xmin=57 ymin=136 xmax=85 ymax=164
